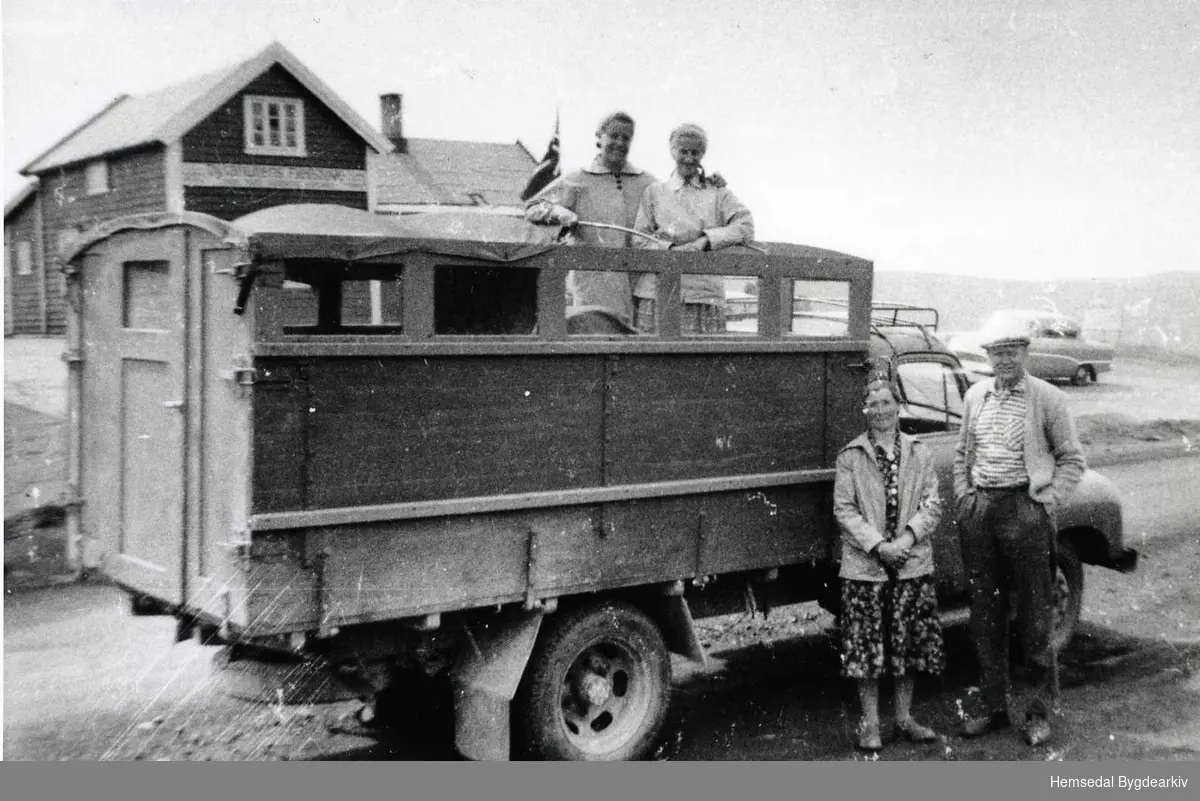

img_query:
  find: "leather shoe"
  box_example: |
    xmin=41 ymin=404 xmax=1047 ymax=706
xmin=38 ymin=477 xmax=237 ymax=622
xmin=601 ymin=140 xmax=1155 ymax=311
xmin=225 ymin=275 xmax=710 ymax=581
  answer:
xmin=856 ymin=720 xmax=883 ymax=751
xmin=1024 ymin=714 xmax=1052 ymax=746
xmin=895 ymin=717 xmax=939 ymax=742
xmin=959 ymin=709 xmax=1010 ymax=737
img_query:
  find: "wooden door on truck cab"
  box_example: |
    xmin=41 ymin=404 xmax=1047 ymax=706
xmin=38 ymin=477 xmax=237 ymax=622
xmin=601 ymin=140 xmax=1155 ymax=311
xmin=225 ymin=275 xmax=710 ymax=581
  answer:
xmin=824 ymin=350 xmax=868 ymax=467
xmin=81 ymin=229 xmax=188 ymax=605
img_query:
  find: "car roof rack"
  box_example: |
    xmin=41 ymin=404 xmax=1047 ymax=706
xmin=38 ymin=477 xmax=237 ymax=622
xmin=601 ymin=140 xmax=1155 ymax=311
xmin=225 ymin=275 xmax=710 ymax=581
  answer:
xmin=868 ymin=301 xmax=939 ymax=331
xmin=793 ymin=296 xmax=939 ymax=330
xmin=791 ymin=297 xmax=945 ymax=357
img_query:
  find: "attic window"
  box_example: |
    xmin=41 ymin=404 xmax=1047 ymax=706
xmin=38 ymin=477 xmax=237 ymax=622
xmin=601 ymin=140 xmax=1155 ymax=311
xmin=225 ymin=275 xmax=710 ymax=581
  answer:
xmin=243 ymin=95 xmax=306 ymax=156
xmin=85 ymin=161 xmax=110 ymax=195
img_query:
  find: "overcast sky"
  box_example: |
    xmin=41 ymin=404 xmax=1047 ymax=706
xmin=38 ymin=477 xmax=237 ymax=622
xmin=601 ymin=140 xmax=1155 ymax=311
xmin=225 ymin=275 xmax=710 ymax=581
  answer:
xmin=4 ymin=0 xmax=1197 ymax=280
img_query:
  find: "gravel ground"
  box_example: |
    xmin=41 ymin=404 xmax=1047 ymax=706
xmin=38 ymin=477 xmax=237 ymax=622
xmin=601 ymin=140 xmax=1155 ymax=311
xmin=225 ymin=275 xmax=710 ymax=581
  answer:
xmin=3 ymin=337 xmax=66 ymax=419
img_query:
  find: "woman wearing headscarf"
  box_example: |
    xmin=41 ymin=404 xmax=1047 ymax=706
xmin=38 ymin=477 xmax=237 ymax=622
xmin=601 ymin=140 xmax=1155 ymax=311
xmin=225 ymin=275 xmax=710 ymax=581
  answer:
xmin=632 ymin=123 xmax=754 ymax=334
xmin=833 ymin=373 xmax=946 ymax=751
xmin=525 ymin=111 xmax=656 ymax=333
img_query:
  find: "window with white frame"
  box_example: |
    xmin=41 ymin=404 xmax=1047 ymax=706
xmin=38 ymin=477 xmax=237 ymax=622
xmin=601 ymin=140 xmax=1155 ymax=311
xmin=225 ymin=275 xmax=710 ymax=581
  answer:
xmin=85 ymin=160 xmax=110 ymax=195
xmin=244 ymin=95 xmax=306 ymax=156
xmin=15 ymin=241 xmax=33 ymax=275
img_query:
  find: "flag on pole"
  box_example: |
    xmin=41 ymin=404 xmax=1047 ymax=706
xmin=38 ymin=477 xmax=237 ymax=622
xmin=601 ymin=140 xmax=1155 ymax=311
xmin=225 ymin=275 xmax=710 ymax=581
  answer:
xmin=520 ymin=112 xmax=561 ymax=201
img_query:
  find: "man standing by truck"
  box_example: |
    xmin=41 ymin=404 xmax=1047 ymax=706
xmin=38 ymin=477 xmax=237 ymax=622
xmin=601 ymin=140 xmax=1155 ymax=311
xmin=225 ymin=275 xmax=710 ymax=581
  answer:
xmin=952 ymin=318 xmax=1086 ymax=746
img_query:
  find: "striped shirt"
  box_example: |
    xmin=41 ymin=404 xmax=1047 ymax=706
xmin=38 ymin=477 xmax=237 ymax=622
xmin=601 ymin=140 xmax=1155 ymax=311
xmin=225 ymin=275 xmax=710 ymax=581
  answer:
xmin=970 ymin=379 xmax=1030 ymax=488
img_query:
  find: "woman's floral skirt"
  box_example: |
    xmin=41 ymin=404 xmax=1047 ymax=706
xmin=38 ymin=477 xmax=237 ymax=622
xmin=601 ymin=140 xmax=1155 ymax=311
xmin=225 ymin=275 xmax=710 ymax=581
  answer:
xmin=839 ymin=575 xmax=946 ymax=679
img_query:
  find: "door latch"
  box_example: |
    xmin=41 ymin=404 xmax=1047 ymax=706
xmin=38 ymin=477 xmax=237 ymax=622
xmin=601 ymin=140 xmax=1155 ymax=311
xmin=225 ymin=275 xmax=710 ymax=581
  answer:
xmin=223 ymin=367 xmax=257 ymax=386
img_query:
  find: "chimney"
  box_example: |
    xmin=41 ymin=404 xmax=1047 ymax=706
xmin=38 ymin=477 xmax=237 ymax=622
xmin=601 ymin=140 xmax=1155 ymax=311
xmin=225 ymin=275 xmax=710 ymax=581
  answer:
xmin=380 ymin=93 xmax=406 ymax=153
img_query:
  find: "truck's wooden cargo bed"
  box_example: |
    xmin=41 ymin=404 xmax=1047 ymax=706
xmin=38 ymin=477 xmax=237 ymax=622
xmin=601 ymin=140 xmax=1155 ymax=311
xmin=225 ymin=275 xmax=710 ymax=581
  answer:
xmin=64 ymin=206 xmax=872 ymax=637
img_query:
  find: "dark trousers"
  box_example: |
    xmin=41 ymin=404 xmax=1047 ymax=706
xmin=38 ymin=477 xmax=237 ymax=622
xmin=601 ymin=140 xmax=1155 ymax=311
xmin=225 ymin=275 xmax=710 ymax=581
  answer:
xmin=958 ymin=486 xmax=1055 ymax=719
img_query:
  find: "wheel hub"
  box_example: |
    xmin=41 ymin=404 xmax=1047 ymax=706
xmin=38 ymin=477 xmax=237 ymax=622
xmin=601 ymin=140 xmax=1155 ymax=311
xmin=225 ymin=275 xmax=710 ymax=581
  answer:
xmin=577 ymin=672 xmax=612 ymax=707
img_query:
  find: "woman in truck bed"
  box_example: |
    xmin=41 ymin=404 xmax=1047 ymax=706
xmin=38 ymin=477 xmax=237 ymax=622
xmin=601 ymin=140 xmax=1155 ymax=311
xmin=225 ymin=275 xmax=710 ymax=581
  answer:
xmin=631 ymin=122 xmax=755 ymax=334
xmin=833 ymin=374 xmax=946 ymax=751
xmin=524 ymin=111 xmax=656 ymax=333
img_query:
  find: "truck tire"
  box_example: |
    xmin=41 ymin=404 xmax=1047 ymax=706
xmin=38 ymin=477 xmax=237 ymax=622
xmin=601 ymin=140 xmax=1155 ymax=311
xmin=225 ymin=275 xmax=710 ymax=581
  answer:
xmin=514 ymin=601 xmax=670 ymax=761
xmin=1009 ymin=538 xmax=1083 ymax=663
xmin=1049 ymin=538 xmax=1084 ymax=652
xmin=1070 ymin=365 xmax=1092 ymax=386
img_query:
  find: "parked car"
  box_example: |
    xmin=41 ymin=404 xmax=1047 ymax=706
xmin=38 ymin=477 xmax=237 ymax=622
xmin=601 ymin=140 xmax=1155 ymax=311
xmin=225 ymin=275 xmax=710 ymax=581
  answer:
xmin=949 ymin=309 xmax=1114 ymax=385
xmin=942 ymin=333 xmax=995 ymax=384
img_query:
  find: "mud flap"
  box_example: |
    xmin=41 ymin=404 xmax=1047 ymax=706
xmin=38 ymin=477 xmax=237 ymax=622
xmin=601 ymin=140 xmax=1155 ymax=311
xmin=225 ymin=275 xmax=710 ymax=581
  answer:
xmin=1110 ymin=546 xmax=1139 ymax=573
xmin=450 ymin=608 xmax=544 ymax=761
xmin=648 ymin=593 xmax=707 ymax=666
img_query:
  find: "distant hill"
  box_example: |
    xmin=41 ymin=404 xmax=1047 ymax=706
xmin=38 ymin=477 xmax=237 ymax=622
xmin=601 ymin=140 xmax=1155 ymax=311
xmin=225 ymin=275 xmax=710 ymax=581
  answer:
xmin=873 ymin=271 xmax=1200 ymax=354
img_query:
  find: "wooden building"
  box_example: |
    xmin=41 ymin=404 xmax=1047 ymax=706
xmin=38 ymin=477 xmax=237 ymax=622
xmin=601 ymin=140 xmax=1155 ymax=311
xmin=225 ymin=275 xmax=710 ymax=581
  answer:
xmin=372 ymin=93 xmax=537 ymax=216
xmin=4 ymin=183 xmax=45 ymax=335
xmin=7 ymin=42 xmax=393 ymax=335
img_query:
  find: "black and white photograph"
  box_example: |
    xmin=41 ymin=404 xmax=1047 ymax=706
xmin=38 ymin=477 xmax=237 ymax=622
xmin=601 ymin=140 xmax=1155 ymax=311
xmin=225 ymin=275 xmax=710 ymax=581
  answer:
xmin=4 ymin=0 xmax=1199 ymax=777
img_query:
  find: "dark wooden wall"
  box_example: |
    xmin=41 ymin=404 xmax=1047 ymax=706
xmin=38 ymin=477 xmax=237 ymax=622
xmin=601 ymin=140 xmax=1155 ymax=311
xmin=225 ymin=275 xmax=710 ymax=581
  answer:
xmin=250 ymin=352 xmax=833 ymax=513
xmin=36 ymin=147 xmax=168 ymax=333
xmin=181 ymin=65 xmax=366 ymax=170
xmin=4 ymin=196 xmax=44 ymax=334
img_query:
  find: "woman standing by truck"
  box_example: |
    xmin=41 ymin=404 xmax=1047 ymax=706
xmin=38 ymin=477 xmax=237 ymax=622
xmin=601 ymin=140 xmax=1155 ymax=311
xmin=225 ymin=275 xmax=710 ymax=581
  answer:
xmin=833 ymin=374 xmax=946 ymax=751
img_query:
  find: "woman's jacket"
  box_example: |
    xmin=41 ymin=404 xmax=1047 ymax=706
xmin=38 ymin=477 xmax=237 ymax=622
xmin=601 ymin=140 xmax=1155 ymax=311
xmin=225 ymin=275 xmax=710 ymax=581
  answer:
xmin=833 ymin=431 xmax=942 ymax=581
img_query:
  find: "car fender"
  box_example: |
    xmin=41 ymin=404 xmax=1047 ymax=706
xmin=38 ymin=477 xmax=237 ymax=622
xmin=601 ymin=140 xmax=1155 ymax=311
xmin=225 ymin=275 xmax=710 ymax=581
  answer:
xmin=1056 ymin=469 xmax=1135 ymax=570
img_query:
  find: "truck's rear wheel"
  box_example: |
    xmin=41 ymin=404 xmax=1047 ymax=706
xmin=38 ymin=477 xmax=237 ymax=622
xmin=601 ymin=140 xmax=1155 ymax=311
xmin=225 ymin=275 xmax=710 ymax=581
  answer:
xmin=1009 ymin=538 xmax=1083 ymax=664
xmin=1049 ymin=539 xmax=1083 ymax=652
xmin=514 ymin=601 xmax=670 ymax=761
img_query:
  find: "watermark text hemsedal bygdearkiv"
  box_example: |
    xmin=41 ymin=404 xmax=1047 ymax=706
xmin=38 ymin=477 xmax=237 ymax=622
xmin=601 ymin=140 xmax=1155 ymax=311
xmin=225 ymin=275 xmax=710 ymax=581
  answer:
xmin=1051 ymin=775 xmax=1189 ymax=791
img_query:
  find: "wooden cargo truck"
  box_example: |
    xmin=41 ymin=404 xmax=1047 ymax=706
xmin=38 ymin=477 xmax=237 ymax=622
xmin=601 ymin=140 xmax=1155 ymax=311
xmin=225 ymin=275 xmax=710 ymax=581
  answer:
xmin=63 ymin=205 xmax=1136 ymax=760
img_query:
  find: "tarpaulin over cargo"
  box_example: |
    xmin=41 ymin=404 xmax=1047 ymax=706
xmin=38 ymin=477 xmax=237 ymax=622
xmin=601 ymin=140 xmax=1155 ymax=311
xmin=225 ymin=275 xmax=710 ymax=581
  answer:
xmin=63 ymin=205 xmax=862 ymax=271
xmin=228 ymin=204 xmax=562 ymax=263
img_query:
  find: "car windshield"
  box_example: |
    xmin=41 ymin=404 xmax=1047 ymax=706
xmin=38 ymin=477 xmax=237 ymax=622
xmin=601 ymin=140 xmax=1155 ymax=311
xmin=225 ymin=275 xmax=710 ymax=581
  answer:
xmin=895 ymin=360 xmax=965 ymax=434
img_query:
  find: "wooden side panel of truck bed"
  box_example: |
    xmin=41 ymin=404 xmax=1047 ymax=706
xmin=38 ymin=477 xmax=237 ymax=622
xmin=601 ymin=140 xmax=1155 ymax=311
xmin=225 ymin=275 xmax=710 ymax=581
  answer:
xmin=250 ymin=352 xmax=831 ymax=511
xmin=236 ymin=350 xmax=843 ymax=634
xmin=236 ymin=481 xmax=835 ymax=635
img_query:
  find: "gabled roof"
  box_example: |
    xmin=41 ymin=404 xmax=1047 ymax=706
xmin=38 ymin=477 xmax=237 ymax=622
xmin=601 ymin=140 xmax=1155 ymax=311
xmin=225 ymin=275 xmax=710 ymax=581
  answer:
xmin=22 ymin=42 xmax=393 ymax=175
xmin=4 ymin=181 xmax=38 ymax=220
xmin=374 ymin=138 xmax=537 ymax=207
